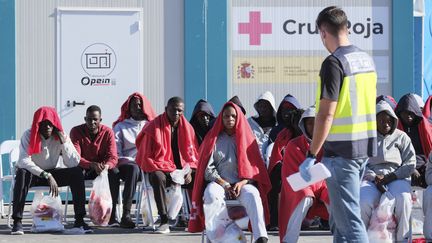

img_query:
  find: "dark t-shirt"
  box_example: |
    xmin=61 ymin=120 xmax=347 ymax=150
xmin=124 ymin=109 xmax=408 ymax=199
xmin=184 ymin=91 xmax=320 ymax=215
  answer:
xmin=319 ymin=55 xmax=344 ymax=101
xmin=171 ymin=126 xmax=182 ymax=169
xmin=405 ymin=124 xmax=424 ymax=155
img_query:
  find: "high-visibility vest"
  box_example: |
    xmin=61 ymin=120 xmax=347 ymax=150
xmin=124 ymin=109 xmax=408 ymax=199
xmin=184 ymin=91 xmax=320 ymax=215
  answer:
xmin=316 ymin=45 xmax=377 ymax=159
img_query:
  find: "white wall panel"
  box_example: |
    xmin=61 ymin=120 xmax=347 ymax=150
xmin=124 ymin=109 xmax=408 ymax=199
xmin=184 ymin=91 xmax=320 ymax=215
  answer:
xmin=16 ymin=0 xmax=183 ymax=136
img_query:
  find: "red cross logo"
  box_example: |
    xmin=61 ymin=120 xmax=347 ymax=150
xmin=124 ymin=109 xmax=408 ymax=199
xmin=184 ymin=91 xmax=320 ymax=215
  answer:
xmin=238 ymin=11 xmax=272 ymax=46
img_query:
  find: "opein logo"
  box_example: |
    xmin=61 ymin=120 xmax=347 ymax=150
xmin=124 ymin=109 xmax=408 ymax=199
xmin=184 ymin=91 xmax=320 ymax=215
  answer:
xmin=80 ymin=43 xmax=117 ymax=86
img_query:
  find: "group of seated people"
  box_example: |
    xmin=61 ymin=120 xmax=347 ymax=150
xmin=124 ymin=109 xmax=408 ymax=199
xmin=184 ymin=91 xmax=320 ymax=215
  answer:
xmin=8 ymin=90 xmax=432 ymax=243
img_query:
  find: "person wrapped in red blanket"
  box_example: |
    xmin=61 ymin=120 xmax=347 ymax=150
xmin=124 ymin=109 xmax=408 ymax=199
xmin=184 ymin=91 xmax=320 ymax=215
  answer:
xmin=279 ymin=106 xmax=329 ymax=243
xmin=188 ymin=102 xmax=271 ymax=243
xmin=135 ymin=96 xmax=198 ymax=234
xmin=267 ymin=94 xmax=303 ymax=230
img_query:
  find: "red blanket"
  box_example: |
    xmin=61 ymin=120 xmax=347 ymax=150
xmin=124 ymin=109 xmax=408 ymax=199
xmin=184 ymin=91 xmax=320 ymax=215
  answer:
xmin=268 ymin=128 xmax=294 ymax=173
xmin=399 ymin=117 xmax=432 ymax=157
xmin=279 ymin=135 xmax=329 ymax=242
xmin=424 ymin=96 xmax=432 ymax=118
xmin=112 ymin=92 xmax=156 ymax=127
xmin=135 ymin=113 xmax=198 ymax=172
xmin=188 ymin=102 xmax=272 ymax=232
xmin=28 ymin=107 xmax=63 ymax=155
xmin=425 ymin=96 xmax=432 ymax=136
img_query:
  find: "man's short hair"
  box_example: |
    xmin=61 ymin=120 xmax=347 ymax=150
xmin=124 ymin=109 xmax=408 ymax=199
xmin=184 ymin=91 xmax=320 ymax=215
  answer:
xmin=316 ymin=6 xmax=348 ymax=36
xmin=167 ymin=96 xmax=184 ymax=107
xmin=86 ymin=105 xmax=101 ymax=115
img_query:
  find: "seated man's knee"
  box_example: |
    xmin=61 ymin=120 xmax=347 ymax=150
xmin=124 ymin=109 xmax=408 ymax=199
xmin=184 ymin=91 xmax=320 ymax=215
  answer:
xmin=203 ymin=182 xmax=224 ymax=204
xmin=14 ymin=167 xmax=28 ymax=177
xmin=149 ymin=171 xmax=166 ymax=186
xmin=240 ymin=185 xmax=260 ymax=201
xmin=122 ymin=163 xmax=140 ymax=177
xmin=70 ymin=166 xmax=84 ymax=177
xmin=131 ymin=164 xmax=141 ymax=177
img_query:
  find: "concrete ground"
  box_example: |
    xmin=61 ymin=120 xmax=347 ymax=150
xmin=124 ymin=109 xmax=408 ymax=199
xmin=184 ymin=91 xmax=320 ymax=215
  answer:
xmin=3 ymin=203 xmax=425 ymax=242
xmin=2 ymin=216 xmax=427 ymax=242
xmin=0 ymin=216 xmax=333 ymax=243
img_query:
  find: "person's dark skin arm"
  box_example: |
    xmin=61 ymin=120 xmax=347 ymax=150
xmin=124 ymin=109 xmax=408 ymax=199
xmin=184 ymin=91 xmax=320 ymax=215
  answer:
xmin=53 ymin=127 xmax=66 ymax=144
xmin=214 ymin=177 xmax=236 ymax=199
xmin=90 ymin=162 xmax=105 ymax=174
xmin=374 ymin=174 xmax=391 ymax=193
xmin=231 ymin=179 xmax=249 ymax=198
xmin=47 ymin=173 xmax=59 ymax=197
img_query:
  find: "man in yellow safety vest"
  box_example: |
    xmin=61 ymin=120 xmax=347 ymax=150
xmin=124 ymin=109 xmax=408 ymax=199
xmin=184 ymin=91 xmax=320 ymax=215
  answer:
xmin=299 ymin=6 xmax=377 ymax=242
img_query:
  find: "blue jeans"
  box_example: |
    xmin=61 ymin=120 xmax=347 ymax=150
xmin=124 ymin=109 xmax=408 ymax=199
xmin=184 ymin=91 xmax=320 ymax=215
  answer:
xmin=323 ymin=156 xmax=369 ymax=243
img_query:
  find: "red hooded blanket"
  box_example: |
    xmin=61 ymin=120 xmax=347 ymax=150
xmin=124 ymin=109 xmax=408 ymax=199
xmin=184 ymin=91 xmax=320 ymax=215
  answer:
xmin=188 ymin=102 xmax=272 ymax=232
xmin=28 ymin=107 xmax=63 ymax=155
xmin=135 ymin=113 xmax=198 ymax=172
xmin=112 ymin=92 xmax=156 ymax=128
xmin=268 ymin=128 xmax=294 ymax=173
xmin=279 ymin=135 xmax=329 ymax=242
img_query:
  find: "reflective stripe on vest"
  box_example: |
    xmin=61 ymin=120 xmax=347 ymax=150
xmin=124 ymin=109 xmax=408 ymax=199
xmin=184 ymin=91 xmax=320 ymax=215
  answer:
xmin=316 ymin=48 xmax=377 ymax=143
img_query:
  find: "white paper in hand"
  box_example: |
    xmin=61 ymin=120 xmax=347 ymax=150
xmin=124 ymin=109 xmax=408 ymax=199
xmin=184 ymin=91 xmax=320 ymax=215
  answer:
xmin=287 ymin=163 xmax=331 ymax=192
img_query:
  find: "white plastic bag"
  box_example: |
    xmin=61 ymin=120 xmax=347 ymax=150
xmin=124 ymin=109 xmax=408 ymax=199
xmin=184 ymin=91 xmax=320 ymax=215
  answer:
xmin=367 ymin=192 xmax=397 ymax=243
xmin=203 ymin=200 xmax=246 ymax=243
xmin=204 ymin=199 xmax=230 ymax=241
xmin=216 ymin=222 xmax=247 ymax=243
xmin=165 ymin=184 xmax=183 ymax=220
xmin=411 ymin=189 xmax=424 ymax=235
xmin=170 ymin=164 xmax=191 ymax=185
xmin=31 ymin=192 xmax=64 ymax=233
xmin=141 ymin=186 xmax=158 ymax=226
xmin=88 ymin=169 xmax=112 ymax=226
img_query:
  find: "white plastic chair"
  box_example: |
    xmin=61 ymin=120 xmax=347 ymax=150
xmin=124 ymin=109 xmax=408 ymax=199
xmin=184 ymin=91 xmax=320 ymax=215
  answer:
xmin=132 ymin=171 xmax=196 ymax=230
xmin=0 ymin=140 xmax=20 ymax=218
xmin=3 ymin=141 xmax=54 ymax=228
xmin=135 ymin=171 xmax=157 ymax=231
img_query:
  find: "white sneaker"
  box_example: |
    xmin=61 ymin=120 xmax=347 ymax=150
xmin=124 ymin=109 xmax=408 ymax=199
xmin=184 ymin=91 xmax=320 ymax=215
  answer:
xmin=155 ymin=223 xmax=170 ymax=234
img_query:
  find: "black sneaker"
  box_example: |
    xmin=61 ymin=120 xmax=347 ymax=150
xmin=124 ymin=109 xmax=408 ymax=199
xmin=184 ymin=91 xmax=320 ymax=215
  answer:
xmin=255 ymin=237 xmax=268 ymax=243
xmin=11 ymin=220 xmax=24 ymax=235
xmin=168 ymin=218 xmax=177 ymax=226
xmin=73 ymin=219 xmax=94 ymax=233
xmin=319 ymin=219 xmax=330 ymax=230
xmin=174 ymin=218 xmax=188 ymax=228
xmin=108 ymin=218 xmax=120 ymax=227
xmin=120 ymin=215 xmax=135 ymax=229
xmin=267 ymin=225 xmax=279 ymax=231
